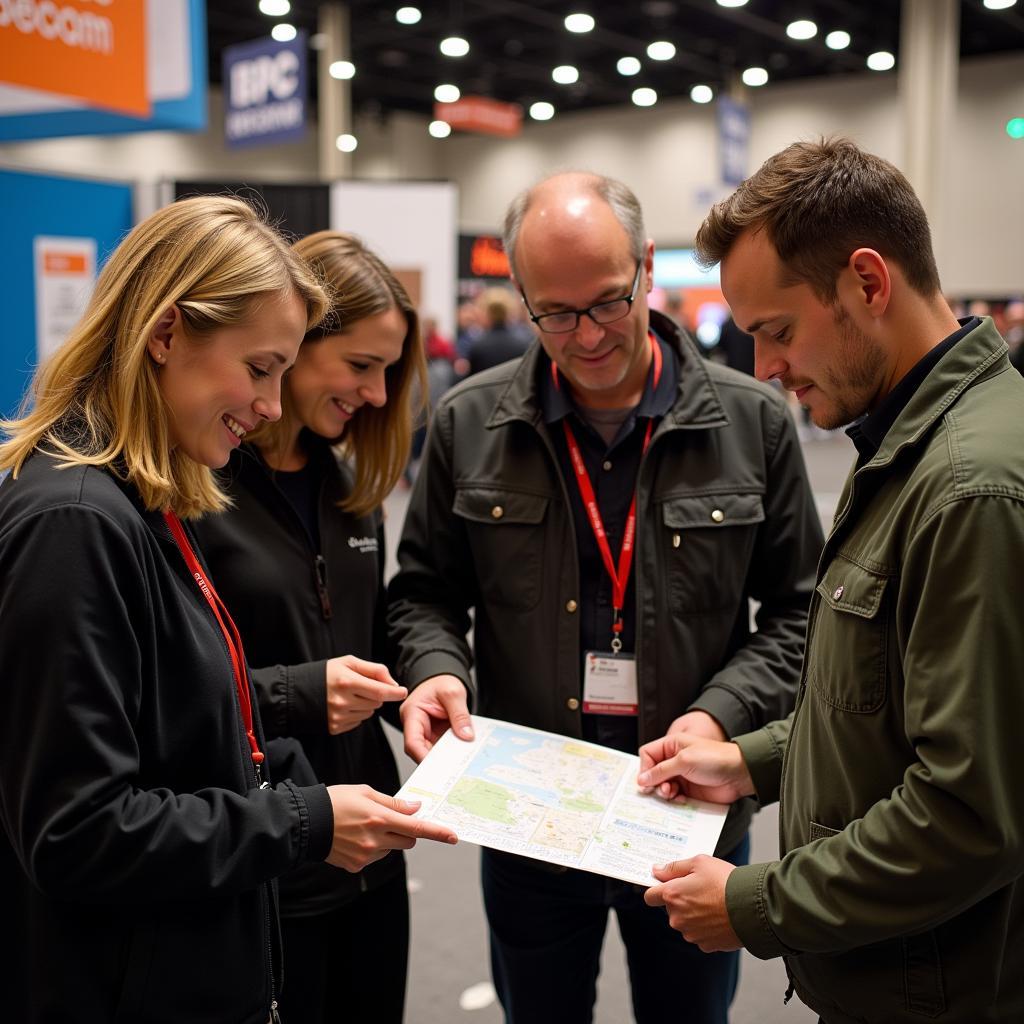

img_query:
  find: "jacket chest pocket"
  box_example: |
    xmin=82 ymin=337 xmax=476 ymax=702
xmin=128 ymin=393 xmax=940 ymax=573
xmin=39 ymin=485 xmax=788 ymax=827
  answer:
xmin=809 ymin=558 xmax=890 ymax=712
xmin=454 ymin=486 xmax=549 ymax=611
xmin=660 ymin=492 xmax=764 ymax=613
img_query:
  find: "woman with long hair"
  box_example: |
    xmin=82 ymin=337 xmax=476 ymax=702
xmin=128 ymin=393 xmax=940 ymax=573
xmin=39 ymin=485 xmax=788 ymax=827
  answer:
xmin=0 ymin=201 xmax=454 ymax=1024
xmin=193 ymin=230 xmax=428 ymax=1023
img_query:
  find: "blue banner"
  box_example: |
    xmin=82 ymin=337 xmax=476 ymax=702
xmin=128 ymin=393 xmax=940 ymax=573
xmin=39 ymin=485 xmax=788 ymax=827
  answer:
xmin=717 ymin=96 xmax=750 ymax=188
xmin=223 ymin=32 xmax=307 ymax=149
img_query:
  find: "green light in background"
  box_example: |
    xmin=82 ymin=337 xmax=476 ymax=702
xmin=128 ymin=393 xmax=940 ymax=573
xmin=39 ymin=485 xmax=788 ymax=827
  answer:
xmin=1007 ymin=117 xmax=1024 ymax=139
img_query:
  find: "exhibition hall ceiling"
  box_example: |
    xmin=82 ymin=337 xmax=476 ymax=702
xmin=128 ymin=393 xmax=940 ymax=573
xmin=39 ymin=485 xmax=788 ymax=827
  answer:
xmin=205 ymin=0 xmax=1024 ymax=121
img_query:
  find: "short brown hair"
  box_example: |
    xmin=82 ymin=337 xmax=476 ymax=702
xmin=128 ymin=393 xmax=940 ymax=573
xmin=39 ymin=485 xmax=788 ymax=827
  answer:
xmin=695 ymin=137 xmax=942 ymax=301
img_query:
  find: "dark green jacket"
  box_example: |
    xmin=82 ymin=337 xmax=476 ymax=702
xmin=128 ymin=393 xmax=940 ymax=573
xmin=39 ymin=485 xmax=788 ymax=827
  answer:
xmin=388 ymin=312 xmax=823 ymax=855
xmin=729 ymin=319 xmax=1024 ymax=1022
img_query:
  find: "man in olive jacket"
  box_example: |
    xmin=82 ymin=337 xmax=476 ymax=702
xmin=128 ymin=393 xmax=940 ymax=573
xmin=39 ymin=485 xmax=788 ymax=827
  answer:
xmin=388 ymin=171 xmax=823 ymax=1023
xmin=641 ymin=138 xmax=1024 ymax=1023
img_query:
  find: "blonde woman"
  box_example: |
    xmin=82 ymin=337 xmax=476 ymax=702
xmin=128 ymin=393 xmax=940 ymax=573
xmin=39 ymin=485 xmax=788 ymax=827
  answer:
xmin=0 ymin=201 xmax=455 ymax=1024
xmin=193 ymin=230 xmax=427 ymax=1024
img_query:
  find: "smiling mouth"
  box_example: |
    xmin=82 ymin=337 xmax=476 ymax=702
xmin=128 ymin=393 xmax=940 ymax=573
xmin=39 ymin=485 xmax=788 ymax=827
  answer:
xmin=223 ymin=413 xmax=248 ymax=439
xmin=333 ymin=399 xmax=357 ymax=415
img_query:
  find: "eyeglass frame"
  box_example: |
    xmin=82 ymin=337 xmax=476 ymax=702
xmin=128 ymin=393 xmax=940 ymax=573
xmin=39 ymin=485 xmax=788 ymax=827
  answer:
xmin=520 ymin=261 xmax=644 ymax=334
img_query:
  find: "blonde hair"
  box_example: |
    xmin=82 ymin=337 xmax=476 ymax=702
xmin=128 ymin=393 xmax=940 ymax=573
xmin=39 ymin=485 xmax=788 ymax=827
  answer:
xmin=255 ymin=230 xmax=426 ymax=518
xmin=0 ymin=195 xmax=327 ymax=518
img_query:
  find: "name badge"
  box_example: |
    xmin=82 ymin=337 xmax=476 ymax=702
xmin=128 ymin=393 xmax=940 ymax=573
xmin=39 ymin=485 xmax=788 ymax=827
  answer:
xmin=582 ymin=651 xmax=638 ymax=716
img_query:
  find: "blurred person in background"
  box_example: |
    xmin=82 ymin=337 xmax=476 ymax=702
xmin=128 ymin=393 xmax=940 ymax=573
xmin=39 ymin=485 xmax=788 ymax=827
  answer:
xmin=193 ymin=230 xmax=429 ymax=1024
xmin=468 ymin=288 xmax=533 ymax=375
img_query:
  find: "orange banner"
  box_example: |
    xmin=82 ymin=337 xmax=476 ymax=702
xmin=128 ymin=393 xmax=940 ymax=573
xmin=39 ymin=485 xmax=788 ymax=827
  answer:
xmin=0 ymin=1 xmax=149 ymax=117
xmin=435 ymin=96 xmax=522 ymax=138
xmin=43 ymin=251 xmax=88 ymax=272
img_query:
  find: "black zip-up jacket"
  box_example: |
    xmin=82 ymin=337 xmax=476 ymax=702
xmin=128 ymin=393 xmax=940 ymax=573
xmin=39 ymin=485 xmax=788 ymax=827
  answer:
xmin=388 ymin=313 xmax=823 ymax=856
xmin=193 ymin=437 xmax=403 ymax=915
xmin=0 ymin=452 xmax=334 ymax=1023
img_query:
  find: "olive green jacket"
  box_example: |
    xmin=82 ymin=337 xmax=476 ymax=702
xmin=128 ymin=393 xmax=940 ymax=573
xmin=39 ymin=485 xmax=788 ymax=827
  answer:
xmin=728 ymin=319 xmax=1024 ymax=1022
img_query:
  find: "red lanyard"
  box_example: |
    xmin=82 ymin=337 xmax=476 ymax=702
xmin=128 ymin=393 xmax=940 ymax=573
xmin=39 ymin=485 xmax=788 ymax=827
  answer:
xmin=552 ymin=333 xmax=663 ymax=652
xmin=162 ymin=510 xmax=266 ymax=782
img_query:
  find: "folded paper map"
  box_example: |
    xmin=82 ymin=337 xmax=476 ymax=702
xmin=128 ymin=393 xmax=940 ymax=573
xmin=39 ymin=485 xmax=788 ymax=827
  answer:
xmin=397 ymin=715 xmax=728 ymax=886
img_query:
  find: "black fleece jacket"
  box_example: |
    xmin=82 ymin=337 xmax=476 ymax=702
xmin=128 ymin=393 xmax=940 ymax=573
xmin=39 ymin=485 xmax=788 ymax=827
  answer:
xmin=193 ymin=437 xmax=404 ymax=916
xmin=0 ymin=452 xmax=334 ymax=1024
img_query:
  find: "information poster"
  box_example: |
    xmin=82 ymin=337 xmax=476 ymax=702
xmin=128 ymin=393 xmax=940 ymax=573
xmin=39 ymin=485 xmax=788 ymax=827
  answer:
xmin=33 ymin=236 xmax=97 ymax=362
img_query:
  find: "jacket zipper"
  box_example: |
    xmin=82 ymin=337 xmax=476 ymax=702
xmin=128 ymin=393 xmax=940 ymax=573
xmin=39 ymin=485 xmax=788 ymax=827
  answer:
xmin=315 ymin=553 xmax=332 ymax=619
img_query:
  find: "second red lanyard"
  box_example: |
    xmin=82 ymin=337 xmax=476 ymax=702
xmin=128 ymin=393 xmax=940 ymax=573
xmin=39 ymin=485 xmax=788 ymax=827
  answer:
xmin=555 ymin=333 xmax=663 ymax=652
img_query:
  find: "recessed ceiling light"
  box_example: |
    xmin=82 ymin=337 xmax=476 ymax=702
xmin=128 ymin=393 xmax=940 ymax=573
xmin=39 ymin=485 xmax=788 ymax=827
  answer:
xmin=530 ymin=101 xmax=555 ymax=120
xmin=632 ymin=87 xmax=658 ymax=107
xmin=716 ymin=0 xmax=749 ymax=7
xmin=271 ymin=23 xmax=296 ymax=42
xmin=335 ymin=134 xmax=358 ymax=153
xmin=396 ymin=6 xmax=422 ymax=24
xmin=983 ymin=0 xmax=1017 ymax=9
xmin=617 ymin=56 xmax=642 ymax=76
xmin=564 ymin=13 xmax=595 ymax=33
xmin=434 ymin=84 xmax=460 ymax=103
xmin=552 ymin=65 xmax=580 ymax=84
xmin=742 ymin=66 xmax=768 ymax=86
xmin=647 ymin=40 xmax=676 ymax=61
xmin=690 ymin=84 xmax=714 ymax=104
xmin=867 ymin=50 xmax=895 ymax=71
xmin=786 ymin=19 xmax=817 ymax=40
xmin=329 ymin=60 xmax=355 ymax=80
xmin=259 ymin=0 xmax=289 ymax=16
xmin=825 ymin=30 xmax=851 ymax=50
xmin=429 ymin=120 xmax=452 ymax=138
xmin=440 ymin=36 xmax=470 ymax=57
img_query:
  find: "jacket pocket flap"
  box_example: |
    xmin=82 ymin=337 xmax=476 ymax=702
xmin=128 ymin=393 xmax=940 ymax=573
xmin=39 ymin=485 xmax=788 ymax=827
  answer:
xmin=816 ymin=560 xmax=888 ymax=618
xmin=660 ymin=492 xmax=765 ymax=529
xmin=454 ymin=486 xmax=549 ymax=525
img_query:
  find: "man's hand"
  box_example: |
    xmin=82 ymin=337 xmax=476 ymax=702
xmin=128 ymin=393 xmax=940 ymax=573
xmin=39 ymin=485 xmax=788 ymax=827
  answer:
xmin=325 ymin=655 xmax=406 ymax=735
xmin=324 ymin=785 xmax=457 ymax=872
xmin=645 ymin=856 xmax=742 ymax=952
xmin=656 ymin=711 xmax=728 ymax=798
xmin=400 ymin=674 xmax=474 ymax=762
xmin=637 ymin=732 xmax=755 ymax=804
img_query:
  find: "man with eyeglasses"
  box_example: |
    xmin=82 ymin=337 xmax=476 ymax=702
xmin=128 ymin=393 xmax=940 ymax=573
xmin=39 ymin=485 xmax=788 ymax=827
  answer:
xmin=388 ymin=171 xmax=822 ymax=1024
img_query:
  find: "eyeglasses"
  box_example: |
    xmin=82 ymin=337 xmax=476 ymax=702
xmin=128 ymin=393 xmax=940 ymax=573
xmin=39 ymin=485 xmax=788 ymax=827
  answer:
xmin=522 ymin=262 xmax=643 ymax=334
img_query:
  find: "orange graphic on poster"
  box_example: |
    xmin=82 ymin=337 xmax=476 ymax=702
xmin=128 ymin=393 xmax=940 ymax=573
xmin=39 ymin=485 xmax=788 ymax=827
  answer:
xmin=0 ymin=1 xmax=149 ymax=117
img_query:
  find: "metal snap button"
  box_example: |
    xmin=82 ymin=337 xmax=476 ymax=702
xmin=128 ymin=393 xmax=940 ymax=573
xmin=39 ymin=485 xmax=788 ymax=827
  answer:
xmin=672 ymin=533 xmax=681 ymax=548
xmin=711 ymin=509 xmax=725 ymax=523
xmin=567 ymin=697 xmax=580 ymax=711
xmin=491 ymin=505 xmax=504 ymax=519
xmin=833 ymin=585 xmax=845 ymax=600
xmin=602 ymin=460 xmax=612 ymax=471
xmin=565 ymin=599 xmax=578 ymax=613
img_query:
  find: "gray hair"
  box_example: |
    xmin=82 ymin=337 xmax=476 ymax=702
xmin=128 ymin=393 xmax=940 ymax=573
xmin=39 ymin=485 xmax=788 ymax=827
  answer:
xmin=502 ymin=172 xmax=646 ymax=278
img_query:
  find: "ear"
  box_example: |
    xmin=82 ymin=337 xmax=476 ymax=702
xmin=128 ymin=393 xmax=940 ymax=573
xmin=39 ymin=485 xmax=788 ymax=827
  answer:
xmin=643 ymin=239 xmax=655 ymax=293
xmin=147 ymin=305 xmax=180 ymax=366
xmin=838 ymin=248 xmax=891 ymax=319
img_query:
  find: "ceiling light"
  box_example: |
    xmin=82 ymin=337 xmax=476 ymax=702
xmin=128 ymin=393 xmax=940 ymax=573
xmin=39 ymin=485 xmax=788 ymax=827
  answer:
xmin=429 ymin=120 xmax=452 ymax=138
xmin=1006 ymin=117 xmax=1024 ymax=138
xmin=329 ymin=60 xmax=355 ymax=80
xmin=825 ymin=30 xmax=851 ymax=50
xmin=617 ymin=56 xmax=641 ymax=76
xmin=440 ymin=36 xmax=470 ymax=57
xmin=716 ymin=0 xmax=749 ymax=6
xmin=742 ymin=66 xmax=768 ymax=86
xmin=395 ymin=6 xmax=422 ymax=24
xmin=786 ymin=19 xmax=817 ymax=40
xmin=632 ymin=87 xmax=658 ymax=107
xmin=259 ymin=0 xmax=289 ymax=15
xmin=564 ymin=13 xmax=595 ymax=33
xmin=434 ymin=84 xmax=460 ymax=103
xmin=552 ymin=65 xmax=580 ymax=84
xmin=647 ymin=40 xmax=676 ymax=61
xmin=867 ymin=50 xmax=895 ymax=71
xmin=983 ymin=0 xmax=1017 ymax=9
xmin=271 ymin=23 xmax=296 ymax=42
xmin=335 ymin=134 xmax=357 ymax=153
xmin=690 ymin=84 xmax=714 ymax=104
xmin=530 ymin=101 xmax=555 ymax=120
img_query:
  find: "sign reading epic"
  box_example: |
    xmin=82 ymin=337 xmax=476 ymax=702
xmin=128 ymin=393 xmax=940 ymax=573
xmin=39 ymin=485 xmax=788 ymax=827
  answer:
xmin=0 ymin=0 xmax=148 ymax=115
xmin=223 ymin=32 xmax=307 ymax=149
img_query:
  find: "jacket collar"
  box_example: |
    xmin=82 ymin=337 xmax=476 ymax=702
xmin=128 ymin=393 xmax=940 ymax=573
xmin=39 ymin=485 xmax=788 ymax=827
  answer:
xmin=863 ymin=317 xmax=1008 ymax=470
xmin=486 ymin=309 xmax=730 ymax=432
